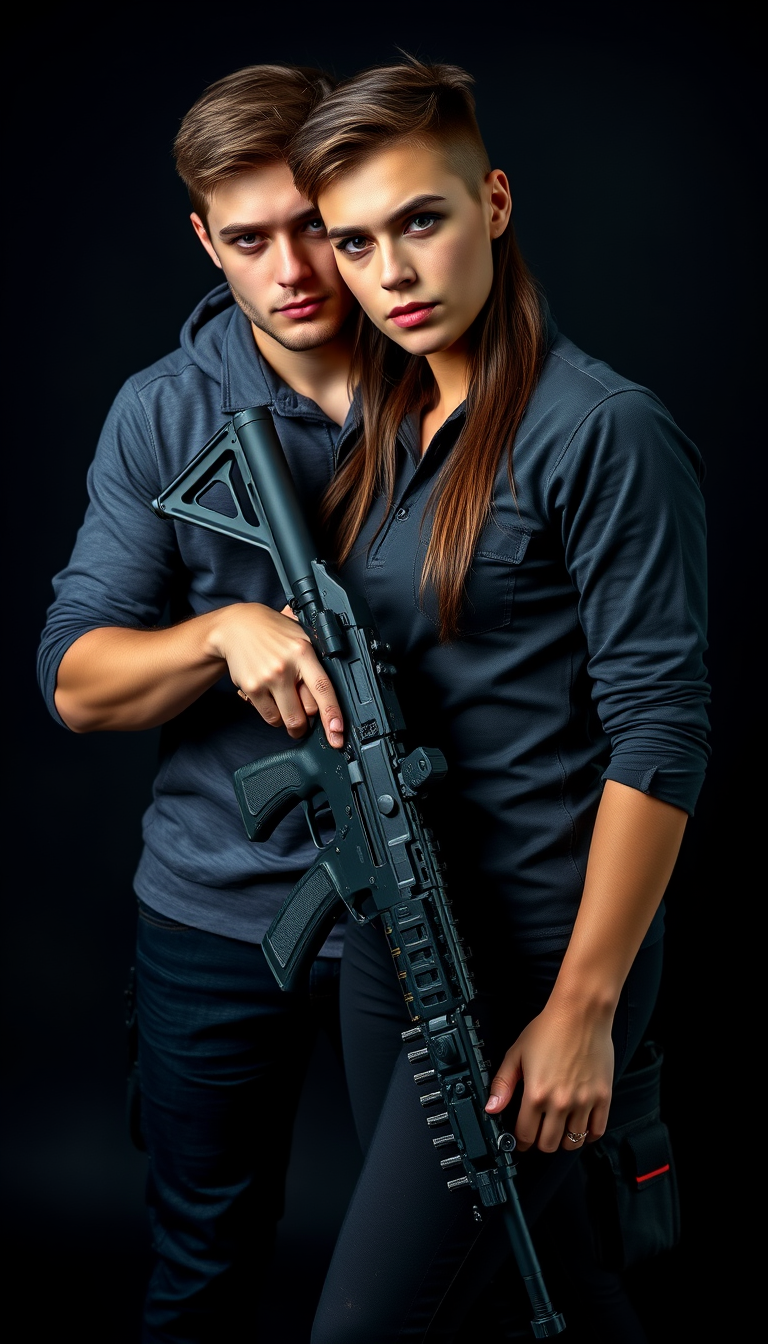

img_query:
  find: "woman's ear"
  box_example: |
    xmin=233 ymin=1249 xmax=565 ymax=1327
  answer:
xmin=486 ymin=170 xmax=513 ymax=240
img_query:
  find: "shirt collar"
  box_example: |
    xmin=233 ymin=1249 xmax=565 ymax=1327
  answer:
xmin=220 ymin=304 xmax=353 ymax=431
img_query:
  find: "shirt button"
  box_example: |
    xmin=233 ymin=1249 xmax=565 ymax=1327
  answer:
xmin=396 ymin=507 xmax=410 ymax=521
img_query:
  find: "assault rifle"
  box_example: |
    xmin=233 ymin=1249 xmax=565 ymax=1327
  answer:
xmin=153 ymin=406 xmax=565 ymax=1338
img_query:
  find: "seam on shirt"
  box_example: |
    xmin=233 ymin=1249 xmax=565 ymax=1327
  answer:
xmin=134 ymin=382 xmax=162 ymax=477
xmin=323 ymin=423 xmax=337 ymax=475
xmin=556 ymin=622 xmax=587 ymax=886
xmin=549 ymin=346 xmax=622 ymax=395
xmin=130 ymin=360 xmax=198 ymax=396
xmin=544 ymin=386 xmax=662 ymax=490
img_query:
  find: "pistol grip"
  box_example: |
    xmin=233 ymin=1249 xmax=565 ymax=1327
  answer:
xmin=262 ymin=860 xmax=345 ymax=990
xmin=234 ymin=747 xmax=314 ymax=841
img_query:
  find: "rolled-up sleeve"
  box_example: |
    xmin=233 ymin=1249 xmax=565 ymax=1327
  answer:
xmin=552 ymin=388 xmax=710 ymax=814
xmin=37 ymin=380 xmax=177 ymax=727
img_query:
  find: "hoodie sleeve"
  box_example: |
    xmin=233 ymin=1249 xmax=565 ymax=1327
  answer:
xmin=549 ymin=388 xmax=710 ymax=815
xmin=37 ymin=377 xmax=180 ymax=727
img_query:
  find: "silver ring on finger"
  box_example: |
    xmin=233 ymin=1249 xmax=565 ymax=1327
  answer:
xmin=566 ymin=1129 xmax=589 ymax=1143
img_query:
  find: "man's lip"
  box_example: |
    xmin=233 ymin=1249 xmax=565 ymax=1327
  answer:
xmin=276 ymin=296 xmax=326 ymax=313
xmin=387 ymin=301 xmax=437 ymax=318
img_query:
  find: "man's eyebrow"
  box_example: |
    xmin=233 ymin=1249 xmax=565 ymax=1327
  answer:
xmin=217 ymin=206 xmax=320 ymax=239
xmin=327 ymin=194 xmax=447 ymax=240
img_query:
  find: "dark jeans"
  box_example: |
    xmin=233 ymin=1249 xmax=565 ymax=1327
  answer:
xmin=312 ymin=917 xmax=664 ymax=1343
xmin=134 ymin=901 xmax=341 ymax=1343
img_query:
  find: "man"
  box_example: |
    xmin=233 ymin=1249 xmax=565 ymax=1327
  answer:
xmin=37 ymin=64 xmax=357 ymax=1342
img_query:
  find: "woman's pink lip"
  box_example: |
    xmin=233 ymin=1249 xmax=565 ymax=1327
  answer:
xmin=278 ymin=298 xmax=325 ymax=319
xmin=390 ymin=304 xmax=437 ymax=328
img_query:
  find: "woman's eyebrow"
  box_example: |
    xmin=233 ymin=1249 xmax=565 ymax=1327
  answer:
xmin=326 ymin=194 xmax=447 ymax=240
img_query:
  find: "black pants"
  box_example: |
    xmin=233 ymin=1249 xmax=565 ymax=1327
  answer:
xmin=134 ymin=902 xmax=341 ymax=1343
xmin=312 ymin=917 xmax=663 ymax=1343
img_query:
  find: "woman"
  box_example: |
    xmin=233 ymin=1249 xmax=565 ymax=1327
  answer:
xmin=286 ymin=60 xmax=708 ymax=1342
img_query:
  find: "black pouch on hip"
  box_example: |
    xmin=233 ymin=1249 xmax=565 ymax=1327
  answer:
xmin=582 ymin=1040 xmax=680 ymax=1271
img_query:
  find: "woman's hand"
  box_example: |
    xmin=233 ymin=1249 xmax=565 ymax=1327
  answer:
xmin=482 ymin=784 xmax=688 ymax=1155
xmin=209 ymin=602 xmax=344 ymax=746
xmin=484 ymin=996 xmax=614 ymax=1153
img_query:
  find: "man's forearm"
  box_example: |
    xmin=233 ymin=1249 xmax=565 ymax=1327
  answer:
xmin=54 ymin=600 xmax=345 ymax=738
xmin=54 ymin=615 xmax=228 ymax=732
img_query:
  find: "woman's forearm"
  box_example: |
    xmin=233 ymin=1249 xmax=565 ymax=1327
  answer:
xmin=549 ymin=779 xmax=688 ymax=1017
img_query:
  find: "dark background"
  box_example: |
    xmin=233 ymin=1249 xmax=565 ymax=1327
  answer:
xmin=4 ymin=4 xmax=763 ymax=1340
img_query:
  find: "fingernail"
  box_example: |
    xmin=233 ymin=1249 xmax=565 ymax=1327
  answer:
xmin=485 ymin=1095 xmax=502 ymax=1111
xmin=330 ymin=718 xmax=342 ymax=733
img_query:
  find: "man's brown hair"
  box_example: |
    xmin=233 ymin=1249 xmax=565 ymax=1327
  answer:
xmin=174 ymin=64 xmax=336 ymax=221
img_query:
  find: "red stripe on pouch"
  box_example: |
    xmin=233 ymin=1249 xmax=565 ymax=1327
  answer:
xmin=636 ymin=1163 xmax=670 ymax=1184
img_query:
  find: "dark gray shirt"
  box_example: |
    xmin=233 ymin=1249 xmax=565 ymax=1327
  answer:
xmin=338 ymin=324 xmax=710 ymax=956
xmin=38 ymin=284 xmax=351 ymax=951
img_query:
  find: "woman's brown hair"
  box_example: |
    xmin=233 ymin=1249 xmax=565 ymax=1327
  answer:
xmin=289 ymin=59 xmax=545 ymax=641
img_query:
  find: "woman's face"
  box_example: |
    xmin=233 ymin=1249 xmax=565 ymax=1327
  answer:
xmin=318 ymin=141 xmax=511 ymax=360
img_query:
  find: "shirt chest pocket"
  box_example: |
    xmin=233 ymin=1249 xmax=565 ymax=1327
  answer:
xmin=413 ymin=514 xmax=531 ymax=635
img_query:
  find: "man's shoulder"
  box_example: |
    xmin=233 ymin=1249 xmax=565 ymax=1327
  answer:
xmin=123 ymin=284 xmax=237 ymax=398
xmin=123 ymin=344 xmax=198 ymax=396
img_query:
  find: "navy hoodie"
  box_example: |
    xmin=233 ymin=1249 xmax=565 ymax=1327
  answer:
xmin=38 ymin=284 xmax=354 ymax=949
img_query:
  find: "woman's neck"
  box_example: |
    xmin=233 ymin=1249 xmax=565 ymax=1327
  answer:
xmin=420 ymin=344 xmax=471 ymax=455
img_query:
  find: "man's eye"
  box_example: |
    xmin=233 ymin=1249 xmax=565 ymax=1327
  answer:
xmin=235 ymin=234 xmax=264 ymax=250
xmin=305 ymin=219 xmax=327 ymax=236
xmin=406 ymin=213 xmax=440 ymax=234
xmin=337 ymin=235 xmax=371 ymax=256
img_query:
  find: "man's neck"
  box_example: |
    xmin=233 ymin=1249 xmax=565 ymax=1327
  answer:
xmin=251 ymin=325 xmax=353 ymax=427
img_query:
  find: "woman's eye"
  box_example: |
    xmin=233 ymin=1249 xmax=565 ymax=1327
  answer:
xmin=337 ymin=235 xmax=371 ymax=256
xmin=406 ymin=213 xmax=440 ymax=234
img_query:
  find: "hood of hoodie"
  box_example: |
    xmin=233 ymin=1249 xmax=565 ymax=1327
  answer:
xmin=177 ymin=281 xmax=347 ymax=426
xmin=179 ymin=281 xmax=284 ymax=417
xmin=179 ymin=281 xmax=236 ymax=382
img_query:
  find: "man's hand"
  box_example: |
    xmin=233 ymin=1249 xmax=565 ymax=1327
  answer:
xmin=54 ymin=602 xmax=344 ymax=744
xmin=210 ymin=603 xmax=344 ymax=746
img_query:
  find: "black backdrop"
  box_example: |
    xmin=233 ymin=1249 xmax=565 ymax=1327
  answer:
xmin=4 ymin=5 xmax=763 ymax=1340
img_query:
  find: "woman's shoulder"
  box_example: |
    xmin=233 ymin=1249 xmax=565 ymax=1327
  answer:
xmin=523 ymin=327 xmax=703 ymax=485
xmin=539 ymin=328 xmax=665 ymax=420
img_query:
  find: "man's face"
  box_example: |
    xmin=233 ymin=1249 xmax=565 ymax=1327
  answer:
xmin=192 ymin=160 xmax=356 ymax=352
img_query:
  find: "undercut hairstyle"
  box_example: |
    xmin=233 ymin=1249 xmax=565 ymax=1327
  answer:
xmin=174 ymin=64 xmax=336 ymax=222
xmin=289 ymin=59 xmax=545 ymax=642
